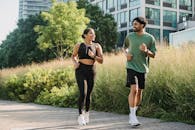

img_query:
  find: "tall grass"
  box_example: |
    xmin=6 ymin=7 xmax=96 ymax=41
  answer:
xmin=0 ymin=59 xmax=72 ymax=81
xmin=0 ymin=45 xmax=194 ymax=124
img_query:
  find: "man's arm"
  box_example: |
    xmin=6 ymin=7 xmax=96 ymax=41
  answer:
xmin=140 ymin=43 xmax=155 ymax=58
xmin=123 ymin=36 xmax=133 ymax=61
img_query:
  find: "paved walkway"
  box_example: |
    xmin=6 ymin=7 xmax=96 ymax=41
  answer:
xmin=0 ymin=100 xmax=194 ymax=130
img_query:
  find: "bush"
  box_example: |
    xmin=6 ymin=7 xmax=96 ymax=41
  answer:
xmin=1 ymin=67 xmax=77 ymax=103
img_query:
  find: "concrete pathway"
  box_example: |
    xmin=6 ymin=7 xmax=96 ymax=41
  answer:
xmin=0 ymin=100 xmax=194 ymax=130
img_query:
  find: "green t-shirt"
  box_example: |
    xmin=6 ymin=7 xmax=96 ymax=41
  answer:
xmin=124 ymin=32 xmax=157 ymax=73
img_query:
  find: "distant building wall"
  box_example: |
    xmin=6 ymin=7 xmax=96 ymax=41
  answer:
xmin=169 ymin=27 xmax=195 ymax=46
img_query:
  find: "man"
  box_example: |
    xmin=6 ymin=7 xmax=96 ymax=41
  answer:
xmin=123 ymin=17 xmax=157 ymax=126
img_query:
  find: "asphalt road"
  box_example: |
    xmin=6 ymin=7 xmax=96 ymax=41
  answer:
xmin=0 ymin=100 xmax=194 ymax=130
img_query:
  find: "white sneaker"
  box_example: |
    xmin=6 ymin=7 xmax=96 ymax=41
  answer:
xmin=78 ymin=114 xmax=86 ymax=126
xmin=84 ymin=112 xmax=89 ymax=124
xmin=129 ymin=114 xmax=141 ymax=126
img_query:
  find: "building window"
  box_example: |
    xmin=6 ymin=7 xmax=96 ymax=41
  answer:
xmin=145 ymin=0 xmax=160 ymax=6
xmin=129 ymin=0 xmax=140 ymax=7
xmin=120 ymin=11 xmax=127 ymax=28
xmin=179 ymin=0 xmax=192 ymax=11
xmin=117 ymin=0 xmax=127 ymax=10
xmin=146 ymin=28 xmax=160 ymax=41
xmin=118 ymin=31 xmax=127 ymax=47
xmin=145 ymin=7 xmax=160 ymax=25
xmin=179 ymin=12 xmax=192 ymax=23
xmin=129 ymin=8 xmax=140 ymax=26
xmin=163 ymin=10 xmax=177 ymax=28
xmin=108 ymin=0 xmax=116 ymax=12
xmin=163 ymin=0 xmax=177 ymax=8
xmin=114 ymin=14 xmax=117 ymax=22
xmin=163 ymin=30 xmax=175 ymax=43
xmin=194 ymin=1 xmax=195 ymax=13
xmin=117 ymin=11 xmax=127 ymax=28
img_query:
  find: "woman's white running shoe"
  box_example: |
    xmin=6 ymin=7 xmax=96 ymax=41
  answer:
xmin=78 ymin=114 xmax=86 ymax=126
xmin=84 ymin=112 xmax=89 ymax=124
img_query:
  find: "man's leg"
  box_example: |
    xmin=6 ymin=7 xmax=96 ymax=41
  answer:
xmin=136 ymin=89 xmax=143 ymax=107
xmin=128 ymin=84 xmax=138 ymax=107
xmin=136 ymin=72 xmax=145 ymax=108
xmin=128 ymin=84 xmax=141 ymax=126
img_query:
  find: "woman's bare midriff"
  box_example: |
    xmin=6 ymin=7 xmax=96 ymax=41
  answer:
xmin=79 ymin=59 xmax=95 ymax=65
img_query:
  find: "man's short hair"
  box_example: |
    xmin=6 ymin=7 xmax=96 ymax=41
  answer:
xmin=132 ymin=17 xmax=147 ymax=28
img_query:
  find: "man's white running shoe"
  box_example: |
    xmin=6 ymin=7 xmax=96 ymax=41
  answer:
xmin=78 ymin=114 xmax=86 ymax=126
xmin=129 ymin=114 xmax=141 ymax=126
xmin=84 ymin=112 xmax=89 ymax=124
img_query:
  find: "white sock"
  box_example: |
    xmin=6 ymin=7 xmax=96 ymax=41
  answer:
xmin=130 ymin=107 xmax=136 ymax=116
xmin=135 ymin=106 xmax=138 ymax=111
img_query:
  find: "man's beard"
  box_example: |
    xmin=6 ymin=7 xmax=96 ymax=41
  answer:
xmin=133 ymin=28 xmax=140 ymax=32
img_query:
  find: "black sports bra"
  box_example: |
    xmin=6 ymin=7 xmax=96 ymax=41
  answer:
xmin=78 ymin=43 xmax=97 ymax=60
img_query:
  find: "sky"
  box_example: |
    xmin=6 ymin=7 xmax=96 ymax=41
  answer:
xmin=0 ymin=0 xmax=18 ymax=44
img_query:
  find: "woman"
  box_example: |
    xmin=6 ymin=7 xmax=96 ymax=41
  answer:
xmin=71 ymin=28 xmax=103 ymax=125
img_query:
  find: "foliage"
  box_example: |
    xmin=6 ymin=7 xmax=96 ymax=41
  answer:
xmin=34 ymin=0 xmax=89 ymax=58
xmin=0 ymin=15 xmax=54 ymax=68
xmin=1 ymin=67 xmax=76 ymax=102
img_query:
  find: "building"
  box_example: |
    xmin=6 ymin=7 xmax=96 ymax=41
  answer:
xmin=89 ymin=0 xmax=195 ymax=45
xmin=19 ymin=0 xmax=52 ymax=19
xmin=169 ymin=27 xmax=195 ymax=46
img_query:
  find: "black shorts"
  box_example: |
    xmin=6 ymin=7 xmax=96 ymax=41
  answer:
xmin=126 ymin=69 xmax=146 ymax=89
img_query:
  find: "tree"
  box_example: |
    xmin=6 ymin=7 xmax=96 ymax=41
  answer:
xmin=77 ymin=0 xmax=118 ymax=52
xmin=34 ymin=0 xmax=89 ymax=59
xmin=0 ymin=15 xmax=54 ymax=68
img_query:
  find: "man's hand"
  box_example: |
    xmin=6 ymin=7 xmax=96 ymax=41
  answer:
xmin=139 ymin=43 xmax=148 ymax=53
xmin=126 ymin=53 xmax=133 ymax=61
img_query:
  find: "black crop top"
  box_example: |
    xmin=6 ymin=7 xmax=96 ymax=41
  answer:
xmin=78 ymin=43 xmax=97 ymax=60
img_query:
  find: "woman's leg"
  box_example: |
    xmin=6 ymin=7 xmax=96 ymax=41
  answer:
xmin=85 ymin=70 xmax=95 ymax=112
xmin=75 ymin=70 xmax=85 ymax=115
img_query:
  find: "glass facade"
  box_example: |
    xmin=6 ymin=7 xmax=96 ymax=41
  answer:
xmin=179 ymin=12 xmax=192 ymax=23
xmin=179 ymin=0 xmax=192 ymax=11
xmin=117 ymin=0 xmax=127 ymax=10
xmin=89 ymin=0 xmax=194 ymax=44
xmin=118 ymin=31 xmax=127 ymax=47
xmin=163 ymin=30 xmax=175 ymax=43
xmin=129 ymin=0 xmax=140 ymax=7
xmin=146 ymin=0 xmax=160 ymax=6
xmin=163 ymin=10 xmax=177 ymax=28
xmin=146 ymin=7 xmax=160 ymax=25
xmin=146 ymin=28 xmax=160 ymax=41
xmin=163 ymin=0 xmax=177 ymax=8
xmin=129 ymin=8 xmax=140 ymax=26
xmin=117 ymin=11 xmax=127 ymax=28
xmin=108 ymin=0 xmax=116 ymax=12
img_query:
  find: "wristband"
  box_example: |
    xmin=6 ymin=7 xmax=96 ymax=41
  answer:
xmin=145 ymin=49 xmax=149 ymax=54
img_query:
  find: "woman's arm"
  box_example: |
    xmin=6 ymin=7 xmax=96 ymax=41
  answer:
xmin=95 ymin=43 xmax=103 ymax=64
xmin=71 ymin=43 xmax=80 ymax=69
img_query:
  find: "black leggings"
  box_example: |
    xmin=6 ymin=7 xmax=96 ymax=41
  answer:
xmin=75 ymin=62 xmax=95 ymax=114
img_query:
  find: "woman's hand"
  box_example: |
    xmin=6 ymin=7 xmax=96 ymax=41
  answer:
xmin=74 ymin=62 xmax=80 ymax=69
xmin=88 ymin=49 xmax=95 ymax=58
